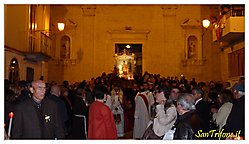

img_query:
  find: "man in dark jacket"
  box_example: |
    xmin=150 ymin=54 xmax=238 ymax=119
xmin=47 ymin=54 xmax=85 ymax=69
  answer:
xmin=48 ymin=85 xmax=70 ymax=137
xmin=11 ymin=80 xmax=65 ymax=139
xmin=174 ymin=94 xmax=204 ymax=139
xmin=223 ymin=83 xmax=245 ymax=139
xmin=192 ymin=88 xmax=211 ymax=132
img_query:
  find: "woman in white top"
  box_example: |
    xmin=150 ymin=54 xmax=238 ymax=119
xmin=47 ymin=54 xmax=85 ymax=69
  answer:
xmin=152 ymin=90 xmax=177 ymax=138
xmin=211 ymin=89 xmax=234 ymax=130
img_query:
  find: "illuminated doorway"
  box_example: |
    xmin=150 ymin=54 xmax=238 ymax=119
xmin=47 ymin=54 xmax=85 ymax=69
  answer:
xmin=115 ymin=44 xmax=142 ymax=77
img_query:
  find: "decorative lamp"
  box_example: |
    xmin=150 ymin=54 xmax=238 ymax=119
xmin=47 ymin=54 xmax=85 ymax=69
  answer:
xmin=57 ymin=22 xmax=65 ymax=31
xmin=202 ymin=19 xmax=210 ymax=28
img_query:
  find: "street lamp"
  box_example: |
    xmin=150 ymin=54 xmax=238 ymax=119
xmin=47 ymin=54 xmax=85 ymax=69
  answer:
xmin=202 ymin=19 xmax=210 ymax=29
xmin=57 ymin=22 xmax=65 ymax=31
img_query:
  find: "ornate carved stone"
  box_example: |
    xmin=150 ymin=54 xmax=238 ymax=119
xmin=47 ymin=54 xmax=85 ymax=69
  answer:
xmin=181 ymin=19 xmax=202 ymax=29
xmin=181 ymin=19 xmax=206 ymax=66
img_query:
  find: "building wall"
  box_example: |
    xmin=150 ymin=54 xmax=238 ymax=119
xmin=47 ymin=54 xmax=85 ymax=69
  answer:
xmin=6 ymin=5 xmax=238 ymax=84
xmin=48 ymin=5 xmax=223 ymax=84
xmin=4 ymin=5 xmax=29 ymax=52
xmin=4 ymin=5 xmax=50 ymax=82
xmin=220 ymin=41 xmax=245 ymax=85
xmin=4 ymin=50 xmax=43 ymax=81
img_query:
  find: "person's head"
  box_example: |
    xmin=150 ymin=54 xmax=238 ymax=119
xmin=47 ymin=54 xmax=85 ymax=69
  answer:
xmin=5 ymin=89 xmax=17 ymax=103
xmin=63 ymin=81 xmax=69 ymax=87
xmin=30 ymin=80 xmax=46 ymax=101
xmin=113 ymin=84 xmax=120 ymax=92
xmin=218 ymin=89 xmax=234 ymax=104
xmin=133 ymin=83 xmax=138 ymax=90
xmin=155 ymin=91 xmax=166 ymax=104
xmin=239 ymin=76 xmax=245 ymax=85
xmin=143 ymin=83 xmax=148 ymax=91
xmin=61 ymin=88 xmax=69 ymax=97
xmin=93 ymin=85 xmax=108 ymax=101
xmin=18 ymin=80 xmax=27 ymax=89
xmin=50 ymin=85 xmax=61 ymax=97
xmin=192 ymin=87 xmax=204 ymax=100
xmin=148 ymin=82 xmax=154 ymax=90
xmin=170 ymin=88 xmax=179 ymax=101
xmin=9 ymin=84 xmax=21 ymax=97
xmin=223 ymin=81 xmax=231 ymax=89
xmin=176 ymin=93 xmax=195 ymax=115
xmin=232 ymin=83 xmax=245 ymax=99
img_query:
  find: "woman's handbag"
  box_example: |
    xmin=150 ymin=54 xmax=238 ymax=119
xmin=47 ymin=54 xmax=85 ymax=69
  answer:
xmin=141 ymin=123 xmax=163 ymax=139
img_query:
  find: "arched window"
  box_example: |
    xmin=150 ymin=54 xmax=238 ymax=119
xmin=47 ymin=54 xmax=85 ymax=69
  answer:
xmin=9 ymin=58 xmax=20 ymax=84
xmin=60 ymin=35 xmax=71 ymax=59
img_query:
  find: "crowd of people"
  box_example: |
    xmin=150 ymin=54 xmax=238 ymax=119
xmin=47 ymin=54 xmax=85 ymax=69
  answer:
xmin=4 ymin=71 xmax=245 ymax=140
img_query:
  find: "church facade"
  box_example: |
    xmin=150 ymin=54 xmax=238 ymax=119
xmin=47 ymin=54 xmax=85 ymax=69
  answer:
xmin=4 ymin=4 xmax=244 ymax=84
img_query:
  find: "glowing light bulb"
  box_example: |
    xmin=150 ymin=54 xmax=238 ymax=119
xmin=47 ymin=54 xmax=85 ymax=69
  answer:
xmin=202 ymin=19 xmax=210 ymax=28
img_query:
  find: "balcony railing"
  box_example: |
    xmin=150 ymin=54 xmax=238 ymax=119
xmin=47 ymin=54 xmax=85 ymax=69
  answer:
xmin=212 ymin=5 xmax=244 ymax=44
xmin=225 ymin=5 xmax=245 ymax=18
xmin=29 ymin=31 xmax=52 ymax=54
xmin=25 ymin=31 xmax=52 ymax=62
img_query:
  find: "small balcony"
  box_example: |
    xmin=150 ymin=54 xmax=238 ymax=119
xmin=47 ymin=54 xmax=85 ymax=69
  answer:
xmin=212 ymin=5 xmax=245 ymax=47
xmin=24 ymin=31 xmax=52 ymax=62
xmin=213 ymin=16 xmax=245 ymax=43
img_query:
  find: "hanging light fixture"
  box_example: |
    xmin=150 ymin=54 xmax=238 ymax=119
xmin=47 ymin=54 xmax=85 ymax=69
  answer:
xmin=57 ymin=22 xmax=65 ymax=31
xmin=202 ymin=19 xmax=211 ymax=28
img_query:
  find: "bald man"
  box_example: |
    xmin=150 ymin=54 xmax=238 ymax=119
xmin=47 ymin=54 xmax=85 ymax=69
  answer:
xmin=11 ymin=80 xmax=65 ymax=139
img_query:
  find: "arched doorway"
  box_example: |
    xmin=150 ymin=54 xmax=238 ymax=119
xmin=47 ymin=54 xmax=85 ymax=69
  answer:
xmin=9 ymin=58 xmax=20 ymax=84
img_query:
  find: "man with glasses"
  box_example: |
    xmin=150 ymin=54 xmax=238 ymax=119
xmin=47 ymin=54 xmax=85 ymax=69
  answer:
xmin=11 ymin=80 xmax=65 ymax=139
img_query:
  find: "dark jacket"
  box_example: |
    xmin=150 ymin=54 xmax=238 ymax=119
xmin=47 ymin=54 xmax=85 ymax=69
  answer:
xmin=11 ymin=97 xmax=65 ymax=139
xmin=174 ymin=110 xmax=204 ymax=140
xmin=71 ymin=96 xmax=88 ymax=139
xmin=223 ymin=95 xmax=245 ymax=138
xmin=195 ymin=99 xmax=211 ymax=131
xmin=48 ymin=94 xmax=69 ymax=133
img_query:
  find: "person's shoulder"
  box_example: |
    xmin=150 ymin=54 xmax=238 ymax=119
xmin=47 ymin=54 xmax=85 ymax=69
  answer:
xmin=90 ymin=101 xmax=109 ymax=111
xmin=47 ymin=95 xmax=57 ymax=102
xmin=167 ymin=104 xmax=177 ymax=111
xmin=90 ymin=101 xmax=102 ymax=107
xmin=16 ymin=98 xmax=32 ymax=106
xmin=223 ymin=102 xmax=233 ymax=106
xmin=44 ymin=97 xmax=58 ymax=106
xmin=14 ymin=98 xmax=32 ymax=112
xmin=197 ymin=99 xmax=209 ymax=107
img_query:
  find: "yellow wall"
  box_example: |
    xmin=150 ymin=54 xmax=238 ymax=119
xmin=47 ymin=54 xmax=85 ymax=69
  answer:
xmin=6 ymin=4 xmax=242 ymax=84
xmin=4 ymin=5 xmax=29 ymax=52
xmin=48 ymin=5 xmax=223 ymax=84
xmin=4 ymin=5 xmax=51 ymax=82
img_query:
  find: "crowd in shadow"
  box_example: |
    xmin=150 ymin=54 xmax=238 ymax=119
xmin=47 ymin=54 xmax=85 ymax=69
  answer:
xmin=4 ymin=71 xmax=245 ymax=140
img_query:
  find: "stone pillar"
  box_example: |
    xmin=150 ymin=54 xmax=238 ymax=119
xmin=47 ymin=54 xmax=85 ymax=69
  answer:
xmin=81 ymin=5 xmax=96 ymax=77
xmin=162 ymin=5 xmax=179 ymax=74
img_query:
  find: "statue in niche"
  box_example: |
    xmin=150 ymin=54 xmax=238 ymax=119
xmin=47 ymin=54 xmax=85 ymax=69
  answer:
xmin=187 ymin=36 xmax=197 ymax=59
xmin=60 ymin=36 xmax=70 ymax=59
